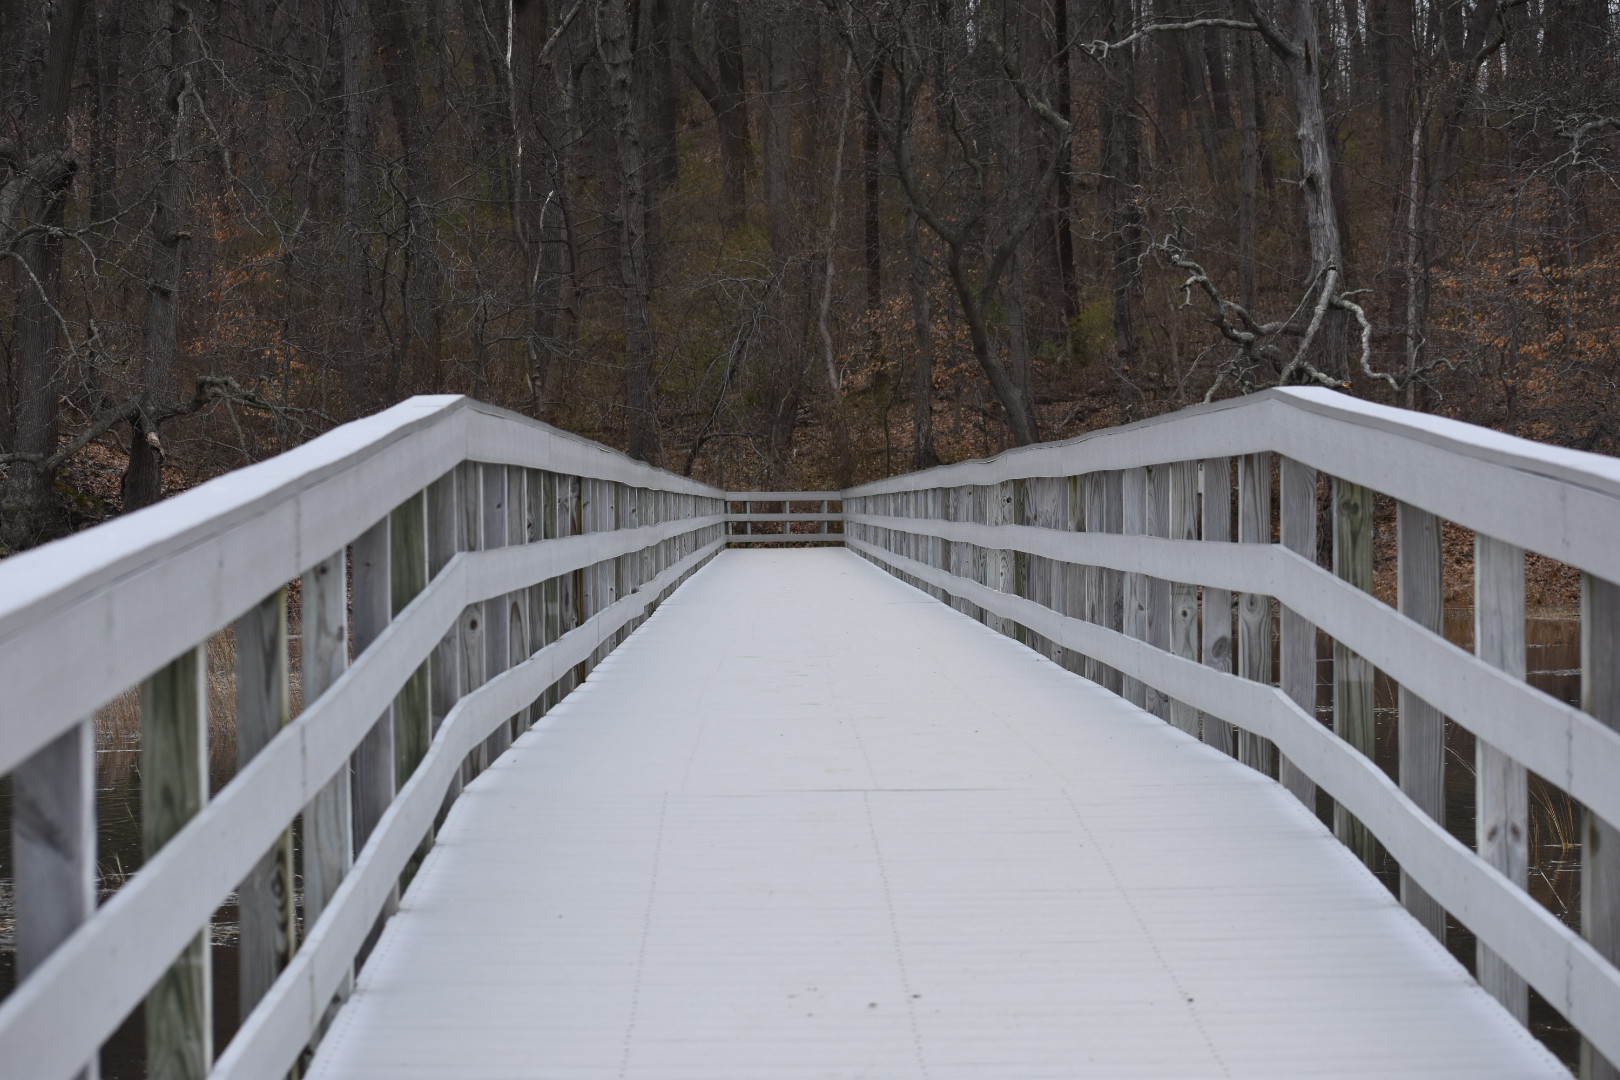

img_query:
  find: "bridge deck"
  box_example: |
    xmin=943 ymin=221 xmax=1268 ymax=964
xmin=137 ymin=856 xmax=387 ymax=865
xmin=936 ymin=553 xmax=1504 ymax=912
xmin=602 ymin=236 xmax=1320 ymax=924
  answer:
xmin=308 ymin=549 xmax=1562 ymax=1079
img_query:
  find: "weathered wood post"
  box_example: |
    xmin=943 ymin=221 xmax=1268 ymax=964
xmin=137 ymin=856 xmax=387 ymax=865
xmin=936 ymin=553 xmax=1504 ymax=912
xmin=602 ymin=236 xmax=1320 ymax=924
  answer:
xmin=392 ymin=488 xmax=431 ymax=805
xmin=1033 ymin=477 xmax=1065 ymax=661
xmin=1121 ymin=466 xmax=1149 ymax=709
xmin=1237 ymin=453 xmax=1273 ymax=773
xmin=1200 ymin=458 xmax=1234 ymax=754
xmin=428 ymin=470 xmax=463 ymax=806
xmin=1582 ymin=572 xmax=1620 ymax=1080
xmin=1278 ymin=459 xmax=1318 ymax=809
xmin=351 ymin=513 xmax=399 ymax=936
xmin=482 ymin=465 xmax=512 ymax=762
xmin=142 ymin=645 xmax=211 ymax=1079
xmin=949 ymin=486 xmax=972 ymax=617
xmin=1062 ymin=475 xmax=1087 ymax=677
xmin=1102 ymin=470 xmax=1125 ymax=695
xmin=503 ymin=468 xmax=527 ymax=729
xmin=300 ymin=549 xmax=353 ymax=1018
xmin=1167 ymin=461 xmax=1199 ymax=737
xmin=1397 ymin=501 xmax=1446 ymax=941
xmin=1332 ymin=477 xmax=1377 ymax=865
xmin=1475 ymin=534 xmax=1528 ymax=1024
xmin=1144 ymin=465 xmax=1172 ymax=720
xmin=457 ymin=462 xmax=487 ymax=776
xmin=13 ymin=715 xmax=97 ymax=1080
xmin=1081 ymin=473 xmax=1106 ymax=686
xmin=236 ymin=588 xmax=296 ymax=1021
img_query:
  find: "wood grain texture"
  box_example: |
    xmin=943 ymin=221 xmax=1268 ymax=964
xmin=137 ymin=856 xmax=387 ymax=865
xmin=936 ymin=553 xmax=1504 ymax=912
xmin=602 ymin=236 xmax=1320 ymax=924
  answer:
xmin=1080 ymin=473 xmax=1106 ymax=686
xmin=1332 ymin=478 xmax=1377 ymax=866
xmin=1200 ymin=458 xmax=1234 ymax=755
xmin=300 ymin=550 xmax=353 ymax=1019
xmin=1397 ymin=501 xmax=1446 ymax=942
xmin=350 ymin=516 xmax=394 ymax=854
xmin=1167 ymin=461 xmax=1199 ymax=736
xmin=1144 ymin=464 xmax=1172 ymax=720
xmin=391 ymin=492 xmax=433 ymax=886
xmin=481 ymin=466 xmax=512 ymax=762
xmin=1278 ymin=458 xmax=1318 ymax=809
xmin=142 ymin=646 xmax=211 ymax=1080
xmin=10 ymin=717 xmax=97 ymax=1080
xmin=1237 ymin=453 xmax=1273 ymax=774
xmin=1582 ymin=572 xmax=1620 ymax=1080
xmin=235 ymin=589 xmax=296 ymax=1021
xmin=1475 ymin=534 xmax=1529 ymax=1025
xmin=1121 ymin=466 xmax=1149 ymax=709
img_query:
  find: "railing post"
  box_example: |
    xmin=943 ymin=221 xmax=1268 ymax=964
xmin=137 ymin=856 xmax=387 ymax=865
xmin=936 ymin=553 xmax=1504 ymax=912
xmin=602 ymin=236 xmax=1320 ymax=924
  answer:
xmin=1080 ymin=473 xmax=1105 ymax=686
xmin=351 ymin=513 xmax=398 ymax=934
xmin=1167 ymin=461 xmax=1199 ymax=737
xmin=1121 ymin=466 xmax=1149 ymax=709
xmin=300 ymin=549 xmax=353 ymax=1019
xmin=1200 ymin=458 xmax=1234 ymax=754
xmin=503 ymin=468 xmax=527 ymax=727
xmin=1475 ymin=534 xmax=1528 ymax=1024
xmin=542 ymin=472 xmax=562 ymax=710
xmin=1397 ymin=501 xmax=1446 ymax=941
xmin=236 ymin=588 xmax=295 ymax=1022
xmin=482 ymin=465 xmax=512 ymax=762
xmin=1062 ymin=474 xmax=1087 ymax=677
xmin=392 ymin=490 xmax=431 ymax=821
xmin=1032 ymin=477 xmax=1064 ymax=661
xmin=1237 ymin=453 xmax=1273 ymax=773
xmin=12 ymin=716 xmax=97 ymax=1080
xmin=1332 ymin=477 xmax=1377 ymax=865
xmin=1278 ymin=458 xmax=1318 ymax=809
xmin=1582 ymin=572 xmax=1620 ymax=1080
xmin=1102 ymin=470 xmax=1125 ymax=695
xmin=142 ymin=645 xmax=211 ymax=1079
xmin=949 ymin=486 xmax=972 ymax=617
xmin=428 ymin=470 xmax=463 ymax=806
xmin=457 ymin=463 xmax=487 ymax=774
xmin=1144 ymin=464 xmax=1172 ymax=720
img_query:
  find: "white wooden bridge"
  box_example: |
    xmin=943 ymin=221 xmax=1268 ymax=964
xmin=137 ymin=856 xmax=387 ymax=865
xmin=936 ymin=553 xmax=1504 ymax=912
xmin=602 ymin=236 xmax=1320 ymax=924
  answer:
xmin=2 ymin=390 xmax=1618 ymax=1078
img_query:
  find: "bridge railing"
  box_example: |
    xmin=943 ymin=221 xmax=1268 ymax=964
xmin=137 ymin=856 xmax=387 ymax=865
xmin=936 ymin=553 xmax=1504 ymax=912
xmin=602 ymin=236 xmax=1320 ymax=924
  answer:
xmin=0 ymin=396 xmax=730 ymax=1080
xmin=841 ymin=386 xmax=1620 ymax=1072
xmin=724 ymin=491 xmax=844 ymax=544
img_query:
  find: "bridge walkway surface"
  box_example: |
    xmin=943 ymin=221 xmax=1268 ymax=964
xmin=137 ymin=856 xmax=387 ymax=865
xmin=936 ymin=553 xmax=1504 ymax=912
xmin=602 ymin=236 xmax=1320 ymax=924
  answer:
xmin=306 ymin=548 xmax=1562 ymax=1079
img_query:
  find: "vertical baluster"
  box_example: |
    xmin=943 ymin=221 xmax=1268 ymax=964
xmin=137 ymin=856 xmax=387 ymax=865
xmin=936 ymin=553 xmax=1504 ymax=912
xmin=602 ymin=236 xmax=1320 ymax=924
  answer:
xmin=522 ymin=469 xmax=545 ymax=729
xmin=142 ymin=645 xmax=211 ymax=1079
xmin=1034 ymin=477 xmax=1063 ymax=660
xmin=1278 ymin=458 xmax=1318 ymax=808
xmin=950 ymin=486 xmax=971 ymax=616
xmin=392 ymin=491 xmax=432 ymax=884
xmin=1102 ymin=470 xmax=1125 ymax=695
xmin=13 ymin=716 xmax=97 ymax=1080
xmin=504 ymin=468 xmax=527 ymax=732
xmin=1200 ymin=458 xmax=1234 ymax=755
xmin=482 ymin=465 xmax=511 ymax=761
xmin=1237 ymin=453 xmax=1274 ymax=773
xmin=1145 ymin=465 xmax=1172 ymax=719
xmin=1397 ymin=501 xmax=1445 ymax=941
xmin=428 ymin=471 xmax=462 ymax=807
xmin=351 ymin=514 xmax=397 ymax=939
xmin=1475 ymin=535 xmax=1528 ymax=1023
xmin=1332 ymin=477 xmax=1376 ymax=864
xmin=457 ymin=463 xmax=487 ymax=776
xmin=542 ymin=472 xmax=562 ymax=711
xmin=1167 ymin=462 xmax=1199 ymax=737
xmin=236 ymin=588 xmax=295 ymax=1020
xmin=1121 ymin=466 xmax=1149 ymax=709
xmin=1061 ymin=475 xmax=1086 ymax=676
xmin=300 ymin=550 xmax=352 ymax=1017
xmin=1582 ymin=572 xmax=1620 ymax=1080
xmin=1081 ymin=473 xmax=1105 ymax=686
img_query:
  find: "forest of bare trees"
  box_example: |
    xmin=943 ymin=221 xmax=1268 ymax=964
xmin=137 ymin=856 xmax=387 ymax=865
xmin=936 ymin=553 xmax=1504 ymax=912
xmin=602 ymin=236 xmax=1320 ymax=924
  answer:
xmin=2 ymin=0 xmax=1618 ymax=552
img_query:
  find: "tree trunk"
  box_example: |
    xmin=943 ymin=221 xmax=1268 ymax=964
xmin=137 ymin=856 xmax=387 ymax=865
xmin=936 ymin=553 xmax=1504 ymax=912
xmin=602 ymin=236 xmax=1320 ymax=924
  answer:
xmin=1 ymin=0 xmax=88 ymax=551
xmin=597 ymin=0 xmax=660 ymax=464
xmin=124 ymin=0 xmax=201 ymax=514
xmin=904 ymin=206 xmax=938 ymax=469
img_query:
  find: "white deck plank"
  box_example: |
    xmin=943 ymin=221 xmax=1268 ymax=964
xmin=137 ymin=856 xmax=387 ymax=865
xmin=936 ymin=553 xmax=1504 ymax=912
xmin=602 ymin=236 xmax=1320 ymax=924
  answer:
xmin=307 ymin=549 xmax=1565 ymax=1079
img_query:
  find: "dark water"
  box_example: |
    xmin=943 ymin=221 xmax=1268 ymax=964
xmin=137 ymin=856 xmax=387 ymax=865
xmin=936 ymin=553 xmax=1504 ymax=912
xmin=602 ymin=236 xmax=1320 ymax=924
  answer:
xmin=0 ymin=616 xmax=1591 ymax=1074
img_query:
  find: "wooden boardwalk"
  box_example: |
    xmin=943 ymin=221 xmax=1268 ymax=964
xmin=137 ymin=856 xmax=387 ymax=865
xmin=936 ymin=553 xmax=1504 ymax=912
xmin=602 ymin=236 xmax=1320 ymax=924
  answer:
xmin=307 ymin=548 xmax=1561 ymax=1079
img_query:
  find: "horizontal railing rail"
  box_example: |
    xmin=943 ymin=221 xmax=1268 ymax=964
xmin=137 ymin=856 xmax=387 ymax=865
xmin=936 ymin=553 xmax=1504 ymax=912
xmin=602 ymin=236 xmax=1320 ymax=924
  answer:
xmin=723 ymin=491 xmax=844 ymax=545
xmin=0 ymin=397 xmax=731 ymax=1080
xmin=840 ymin=387 xmax=1620 ymax=1072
